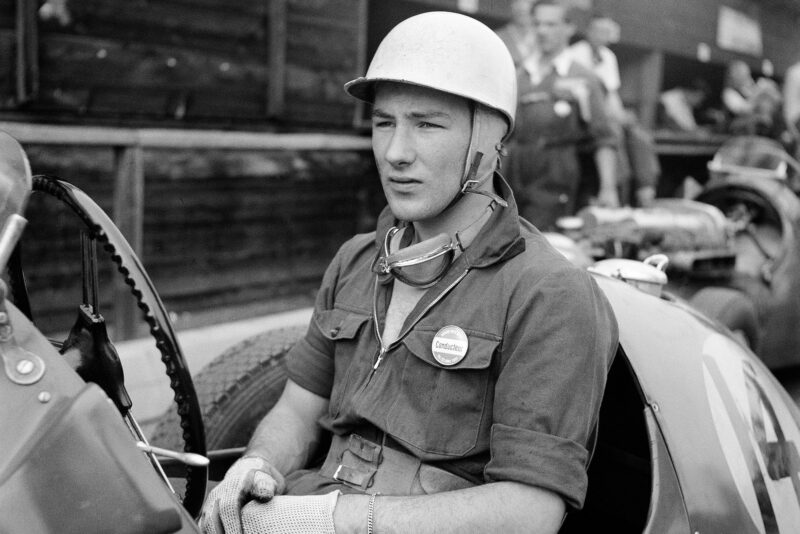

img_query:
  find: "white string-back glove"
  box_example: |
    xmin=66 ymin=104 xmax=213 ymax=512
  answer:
xmin=241 ymin=492 xmax=340 ymax=534
xmin=200 ymin=456 xmax=286 ymax=534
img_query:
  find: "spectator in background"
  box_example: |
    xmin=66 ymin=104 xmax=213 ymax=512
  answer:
xmin=568 ymin=13 xmax=660 ymax=207
xmin=495 ymin=0 xmax=538 ymax=68
xmin=505 ymin=0 xmax=618 ymax=230
xmin=567 ymin=14 xmax=624 ymax=122
xmin=782 ymin=60 xmax=800 ymax=151
xmin=659 ymin=79 xmax=714 ymax=132
xmin=723 ymin=59 xmax=782 ymax=137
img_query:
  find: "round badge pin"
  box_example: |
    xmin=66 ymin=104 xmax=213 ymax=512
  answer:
xmin=431 ymin=325 xmax=469 ymax=366
xmin=553 ymin=100 xmax=572 ymax=117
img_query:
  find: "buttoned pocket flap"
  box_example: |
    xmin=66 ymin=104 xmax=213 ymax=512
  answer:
xmin=402 ymin=329 xmax=497 ymax=370
xmin=314 ymin=308 xmax=370 ymax=341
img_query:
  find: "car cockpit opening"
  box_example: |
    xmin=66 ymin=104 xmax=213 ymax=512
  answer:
xmin=561 ymin=349 xmax=653 ymax=533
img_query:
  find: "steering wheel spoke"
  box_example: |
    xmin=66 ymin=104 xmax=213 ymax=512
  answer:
xmin=80 ymin=230 xmax=101 ymax=314
xmin=8 ymin=175 xmax=207 ymax=517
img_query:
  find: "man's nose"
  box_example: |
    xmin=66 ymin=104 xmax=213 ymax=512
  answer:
xmin=383 ymin=126 xmax=415 ymax=167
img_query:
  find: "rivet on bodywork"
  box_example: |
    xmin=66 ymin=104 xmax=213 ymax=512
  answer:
xmin=651 ymin=402 xmax=660 ymax=412
xmin=38 ymin=391 xmax=51 ymax=403
xmin=16 ymin=359 xmax=34 ymax=375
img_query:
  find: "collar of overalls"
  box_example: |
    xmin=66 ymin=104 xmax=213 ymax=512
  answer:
xmin=374 ymin=172 xmax=526 ymax=273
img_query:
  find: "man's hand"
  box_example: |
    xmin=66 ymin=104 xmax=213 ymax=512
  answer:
xmin=199 ymin=455 xmax=286 ymax=534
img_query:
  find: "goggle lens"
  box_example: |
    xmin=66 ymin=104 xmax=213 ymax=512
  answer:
xmin=374 ymin=227 xmax=455 ymax=288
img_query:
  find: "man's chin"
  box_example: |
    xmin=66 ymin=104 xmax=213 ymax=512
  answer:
xmin=387 ymin=204 xmax=436 ymax=224
xmin=385 ymin=197 xmax=418 ymax=219
xmin=388 ymin=208 xmax=418 ymax=223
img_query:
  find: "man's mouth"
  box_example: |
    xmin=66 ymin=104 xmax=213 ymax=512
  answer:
xmin=389 ymin=176 xmax=420 ymax=185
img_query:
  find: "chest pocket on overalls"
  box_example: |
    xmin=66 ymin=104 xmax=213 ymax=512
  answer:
xmin=386 ymin=328 xmax=499 ymax=457
xmin=314 ymin=308 xmax=371 ymax=417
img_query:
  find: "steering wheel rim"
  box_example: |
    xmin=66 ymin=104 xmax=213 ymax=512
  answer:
xmin=8 ymin=174 xmax=207 ymax=516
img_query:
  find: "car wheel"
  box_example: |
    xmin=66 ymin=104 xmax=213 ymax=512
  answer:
xmin=689 ymin=287 xmax=760 ymax=350
xmin=150 ymin=325 xmax=306 ymax=451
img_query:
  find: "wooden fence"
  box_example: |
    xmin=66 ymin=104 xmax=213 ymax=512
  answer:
xmin=0 ymin=122 xmax=376 ymax=339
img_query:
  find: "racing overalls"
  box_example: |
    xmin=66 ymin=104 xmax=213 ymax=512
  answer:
xmin=285 ymin=176 xmax=618 ymax=509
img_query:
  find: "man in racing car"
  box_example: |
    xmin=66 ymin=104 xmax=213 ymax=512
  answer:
xmin=200 ymin=11 xmax=618 ymax=534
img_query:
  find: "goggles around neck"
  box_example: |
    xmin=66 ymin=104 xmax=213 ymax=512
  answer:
xmin=373 ymin=227 xmax=455 ymax=288
xmin=372 ymin=203 xmax=496 ymax=289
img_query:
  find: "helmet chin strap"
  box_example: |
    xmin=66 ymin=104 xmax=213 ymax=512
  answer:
xmin=377 ymin=104 xmax=508 ymax=290
xmin=459 ymin=151 xmax=508 ymax=207
xmin=441 ymin=105 xmax=508 ymax=213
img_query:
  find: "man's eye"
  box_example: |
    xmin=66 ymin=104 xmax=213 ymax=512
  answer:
xmin=373 ymin=120 xmax=394 ymax=128
xmin=419 ymin=122 xmax=442 ymax=129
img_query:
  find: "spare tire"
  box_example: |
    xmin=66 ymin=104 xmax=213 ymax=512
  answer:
xmin=689 ymin=287 xmax=760 ymax=350
xmin=150 ymin=324 xmax=307 ymax=451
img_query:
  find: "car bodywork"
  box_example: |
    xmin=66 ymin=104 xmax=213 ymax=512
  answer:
xmin=572 ymin=274 xmax=800 ymax=532
xmin=0 ymin=302 xmax=200 ymax=533
xmin=1 ymin=130 xmax=800 ymax=532
xmin=555 ymin=136 xmax=800 ymax=370
xmin=0 ymin=131 xmax=204 ymax=533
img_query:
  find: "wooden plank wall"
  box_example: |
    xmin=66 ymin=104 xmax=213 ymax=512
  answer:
xmin=5 ymin=0 xmax=800 ymax=337
xmin=0 ymin=0 xmax=382 ymax=338
xmin=4 ymin=1 xmax=800 ymax=126
xmin=283 ymin=0 xmax=365 ymax=125
xmin=0 ymin=2 xmax=15 ymax=105
xmin=21 ymin=144 xmax=382 ymax=336
xmin=0 ymin=0 xmax=368 ymax=129
xmin=12 ymin=0 xmax=269 ymax=124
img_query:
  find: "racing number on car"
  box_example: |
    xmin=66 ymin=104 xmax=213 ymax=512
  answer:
xmin=705 ymin=354 xmax=800 ymax=532
xmin=743 ymin=362 xmax=800 ymax=498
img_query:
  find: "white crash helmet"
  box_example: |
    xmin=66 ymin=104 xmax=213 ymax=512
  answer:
xmin=344 ymin=11 xmax=517 ymax=139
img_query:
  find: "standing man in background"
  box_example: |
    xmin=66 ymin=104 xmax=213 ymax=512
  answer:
xmin=505 ymin=0 xmax=619 ymax=231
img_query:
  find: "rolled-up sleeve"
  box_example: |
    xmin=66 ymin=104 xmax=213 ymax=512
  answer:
xmin=286 ymin=326 xmax=335 ymax=398
xmin=488 ymin=425 xmax=589 ymax=507
xmin=484 ymin=268 xmax=618 ymax=509
xmin=286 ymin=247 xmax=345 ymax=398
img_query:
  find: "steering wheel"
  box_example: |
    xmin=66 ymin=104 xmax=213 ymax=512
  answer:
xmin=6 ymin=174 xmax=207 ymax=517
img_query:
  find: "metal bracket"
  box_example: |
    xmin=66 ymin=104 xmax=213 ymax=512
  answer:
xmin=0 ymin=282 xmax=45 ymax=385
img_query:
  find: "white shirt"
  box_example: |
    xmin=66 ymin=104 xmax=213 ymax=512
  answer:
xmin=567 ymin=40 xmax=621 ymax=93
xmin=522 ymin=49 xmax=574 ymax=86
